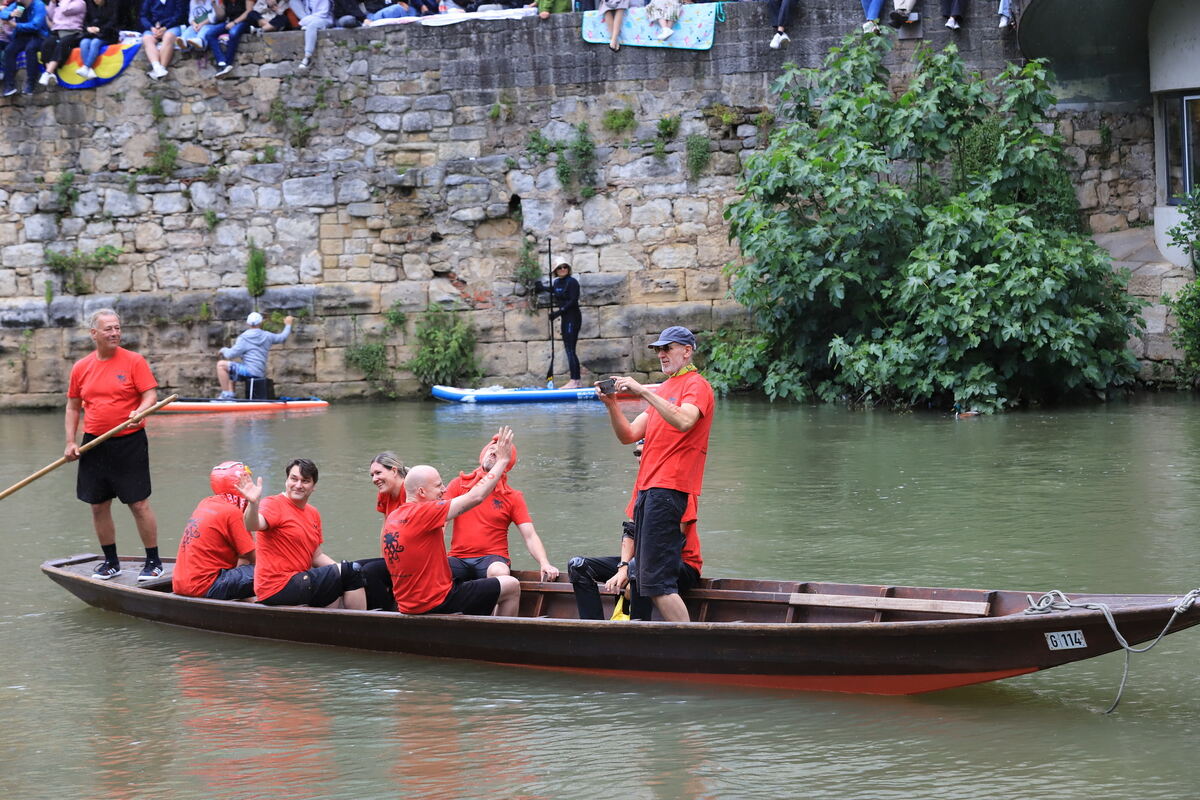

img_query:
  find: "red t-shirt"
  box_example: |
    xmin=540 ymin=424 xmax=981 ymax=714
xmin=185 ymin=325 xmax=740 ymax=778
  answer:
xmin=635 ymin=370 xmax=714 ymax=496
xmin=254 ymin=494 xmax=323 ymax=600
xmin=382 ymin=500 xmax=453 ymax=614
xmin=444 ymin=476 xmax=532 ymax=560
xmin=173 ymin=495 xmax=256 ymax=597
xmin=376 ymin=486 xmax=407 ymax=517
xmin=625 ymin=490 xmax=703 ymax=575
xmin=67 ymin=347 xmax=158 ymax=436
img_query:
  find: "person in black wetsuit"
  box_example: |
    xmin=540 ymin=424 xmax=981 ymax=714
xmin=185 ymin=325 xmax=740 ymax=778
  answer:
xmin=536 ymin=259 xmax=583 ymax=389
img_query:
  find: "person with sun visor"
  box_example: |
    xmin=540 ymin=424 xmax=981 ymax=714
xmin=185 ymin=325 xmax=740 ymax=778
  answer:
xmin=172 ymin=462 xmax=258 ymax=600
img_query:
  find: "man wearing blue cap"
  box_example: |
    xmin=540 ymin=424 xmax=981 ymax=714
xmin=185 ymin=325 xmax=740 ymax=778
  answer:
xmin=597 ymin=326 xmax=714 ymax=622
xmin=215 ymin=311 xmax=294 ymax=399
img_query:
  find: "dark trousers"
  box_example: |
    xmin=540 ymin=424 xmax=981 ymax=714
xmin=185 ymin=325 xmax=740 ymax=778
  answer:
xmin=941 ymin=0 xmax=965 ymax=17
xmin=40 ymin=30 xmax=83 ymax=68
xmin=357 ymin=557 xmax=397 ymax=612
xmin=3 ymin=32 xmax=44 ymax=91
xmin=560 ymin=312 xmax=581 ymax=381
xmin=769 ymin=0 xmax=795 ymax=29
xmin=568 ymin=555 xmax=653 ymax=621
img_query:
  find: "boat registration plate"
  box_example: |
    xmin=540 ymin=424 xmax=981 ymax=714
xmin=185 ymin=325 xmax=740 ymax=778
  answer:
xmin=1045 ymin=630 xmax=1087 ymax=650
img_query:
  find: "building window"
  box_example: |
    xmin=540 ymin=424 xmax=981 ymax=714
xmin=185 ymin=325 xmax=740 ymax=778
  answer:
xmin=1164 ymin=93 xmax=1200 ymax=202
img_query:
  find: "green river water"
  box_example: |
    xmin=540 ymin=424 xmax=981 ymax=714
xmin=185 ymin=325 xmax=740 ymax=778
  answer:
xmin=1 ymin=395 xmax=1198 ymax=799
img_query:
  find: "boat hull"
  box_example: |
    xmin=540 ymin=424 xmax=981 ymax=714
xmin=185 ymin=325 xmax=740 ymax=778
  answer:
xmin=41 ymin=555 xmax=1200 ymax=695
xmin=160 ymin=398 xmax=329 ymax=414
xmin=431 ymin=385 xmax=651 ymax=404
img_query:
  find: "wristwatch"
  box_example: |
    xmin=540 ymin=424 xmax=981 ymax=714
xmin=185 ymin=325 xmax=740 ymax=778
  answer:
xmin=616 ymin=561 xmax=629 ymax=569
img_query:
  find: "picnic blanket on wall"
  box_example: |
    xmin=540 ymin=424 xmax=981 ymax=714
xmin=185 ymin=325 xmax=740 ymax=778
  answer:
xmin=27 ymin=34 xmax=143 ymax=91
xmin=581 ymin=3 xmax=720 ymax=50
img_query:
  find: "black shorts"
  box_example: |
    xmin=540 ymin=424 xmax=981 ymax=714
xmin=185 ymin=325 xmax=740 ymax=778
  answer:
xmin=448 ymin=554 xmax=510 ymax=582
xmin=425 ymin=578 xmax=501 ymax=615
xmin=259 ymin=563 xmax=346 ymax=607
xmin=632 ymin=488 xmax=688 ymax=596
xmin=204 ymin=564 xmax=255 ymax=600
xmin=76 ymin=428 xmax=152 ymax=505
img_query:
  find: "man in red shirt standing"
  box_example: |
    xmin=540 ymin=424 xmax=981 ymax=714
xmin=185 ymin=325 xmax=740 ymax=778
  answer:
xmin=444 ymin=435 xmax=559 ymax=583
xmin=382 ymin=426 xmax=521 ymax=616
xmin=239 ymin=458 xmax=367 ymax=609
xmin=598 ymin=326 xmax=714 ymax=622
xmin=173 ymin=462 xmax=257 ymax=600
xmin=64 ymin=308 xmax=162 ymax=581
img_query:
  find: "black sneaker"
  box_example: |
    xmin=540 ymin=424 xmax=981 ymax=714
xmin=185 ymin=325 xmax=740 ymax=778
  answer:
xmin=138 ymin=562 xmax=164 ymax=582
xmin=92 ymin=562 xmax=122 ymax=580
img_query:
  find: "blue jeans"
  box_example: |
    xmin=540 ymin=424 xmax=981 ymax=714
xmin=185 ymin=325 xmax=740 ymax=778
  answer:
xmin=861 ymin=0 xmax=885 ymax=21
xmin=79 ymin=37 xmax=111 ymax=68
xmin=367 ymin=3 xmax=418 ymax=20
xmin=203 ymin=20 xmax=249 ymax=66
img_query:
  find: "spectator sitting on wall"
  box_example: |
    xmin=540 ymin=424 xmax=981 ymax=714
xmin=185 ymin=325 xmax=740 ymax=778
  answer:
xmin=2 ymin=0 xmax=49 ymax=96
xmin=291 ymin=0 xmax=331 ymax=70
xmin=860 ymin=0 xmax=883 ymax=33
xmin=536 ymin=0 xmax=569 ymax=19
xmin=178 ymin=0 xmax=221 ymax=52
xmin=252 ymin=0 xmax=295 ymax=31
xmin=76 ymin=0 xmax=122 ymax=79
xmin=36 ymin=0 xmax=86 ymax=87
xmin=332 ymin=0 xmax=363 ymax=26
xmin=941 ymin=0 xmax=963 ymax=29
xmin=646 ymin=0 xmax=687 ymax=41
xmin=363 ymin=0 xmax=414 ymax=21
xmin=997 ymin=0 xmax=1012 ymax=28
xmin=886 ymin=0 xmax=913 ymax=28
xmin=139 ymin=0 xmax=187 ymax=80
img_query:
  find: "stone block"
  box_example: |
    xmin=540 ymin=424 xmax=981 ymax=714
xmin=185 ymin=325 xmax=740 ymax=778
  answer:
xmin=283 ymin=176 xmax=337 ymax=207
xmin=23 ymin=214 xmax=59 ymax=242
xmin=315 ymin=282 xmax=380 ymax=315
xmin=581 ymin=195 xmax=622 ymax=229
xmin=478 ymin=340 xmax=529 ymax=376
xmin=2 ymin=244 xmax=43 ymax=268
xmin=631 ymin=199 xmax=672 ymax=226
xmin=631 ymin=270 xmax=687 ymax=303
xmin=153 ymin=192 xmax=190 ymax=214
xmin=576 ymin=336 xmax=636 ymax=376
xmin=686 ymin=269 xmax=727 ymax=301
xmin=650 ymin=244 xmax=697 ymax=270
xmin=135 ymin=222 xmax=167 ymax=251
xmin=102 ymin=189 xmax=152 ymax=217
xmin=336 ymin=177 xmax=372 ymax=203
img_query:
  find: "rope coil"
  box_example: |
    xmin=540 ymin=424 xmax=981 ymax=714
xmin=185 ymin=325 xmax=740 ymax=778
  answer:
xmin=1023 ymin=588 xmax=1200 ymax=713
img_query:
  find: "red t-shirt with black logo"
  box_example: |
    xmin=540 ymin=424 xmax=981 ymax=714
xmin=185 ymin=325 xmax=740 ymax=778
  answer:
xmin=173 ymin=495 xmax=256 ymax=597
xmin=444 ymin=476 xmax=531 ymax=560
xmin=382 ymin=501 xmax=453 ymax=614
xmin=67 ymin=347 xmax=158 ymax=436
xmin=254 ymin=494 xmax=322 ymax=600
xmin=635 ymin=370 xmax=714 ymax=496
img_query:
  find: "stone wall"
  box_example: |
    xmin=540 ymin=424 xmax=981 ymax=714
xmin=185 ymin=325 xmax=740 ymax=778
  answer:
xmin=0 ymin=1 xmax=1163 ymax=407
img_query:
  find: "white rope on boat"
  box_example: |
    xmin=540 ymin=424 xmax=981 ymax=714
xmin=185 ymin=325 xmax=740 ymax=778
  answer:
xmin=1023 ymin=588 xmax=1200 ymax=713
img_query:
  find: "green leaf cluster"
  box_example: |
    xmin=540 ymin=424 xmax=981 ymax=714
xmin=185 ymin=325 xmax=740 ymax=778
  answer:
xmin=406 ymin=306 xmax=481 ymax=388
xmin=602 ymin=107 xmax=637 ymax=135
xmin=246 ymin=241 xmax=267 ymax=297
xmin=720 ymin=32 xmax=1142 ymax=412
xmin=44 ymin=245 xmax=123 ymax=294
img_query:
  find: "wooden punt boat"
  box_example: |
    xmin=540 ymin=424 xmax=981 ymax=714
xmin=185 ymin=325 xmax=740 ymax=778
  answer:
xmin=42 ymin=554 xmax=1200 ymax=696
xmin=158 ymin=397 xmax=329 ymax=414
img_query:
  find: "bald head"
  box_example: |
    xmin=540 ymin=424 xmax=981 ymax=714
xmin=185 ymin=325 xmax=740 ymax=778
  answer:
xmin=404 ymin=465 xmax=444 ymax=502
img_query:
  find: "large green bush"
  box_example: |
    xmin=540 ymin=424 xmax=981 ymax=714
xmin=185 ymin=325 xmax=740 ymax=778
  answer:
xmin=719 ymin=33 xmax=1142 ymax=412
xmin=406 ymin=306 xmax=481 ymax=388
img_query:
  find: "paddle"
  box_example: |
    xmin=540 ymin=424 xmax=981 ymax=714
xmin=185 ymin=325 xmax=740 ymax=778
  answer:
xmin=545 ymin=238 xmax=556 ymax=388
xmin=0 ymin=393 xmax=179 ymax=502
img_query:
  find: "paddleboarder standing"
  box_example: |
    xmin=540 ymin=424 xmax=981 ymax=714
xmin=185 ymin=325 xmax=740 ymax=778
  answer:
xmin=536 ymin=259 xmax=582 ymax=389
xmin=597 ymin=326 xmax=714 ymax=622
xmin=64 ymin=308 xmax=163 ymax=582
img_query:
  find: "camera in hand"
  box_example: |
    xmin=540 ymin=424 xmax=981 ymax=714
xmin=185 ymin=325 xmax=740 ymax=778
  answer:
xmin=597 ymin=378 xmax=616 ymax=395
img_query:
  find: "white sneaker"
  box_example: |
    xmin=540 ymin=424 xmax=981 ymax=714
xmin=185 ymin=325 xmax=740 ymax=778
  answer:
xmin=38 ymin=71 xmax=52 ymax=85
xmin=863 ymin=20 xmax=879 ymax=33
xmin=998 ymin=14 xmax=1009 ymax=28
xmin=298 ymin=58 xmax=311 ymax=70
xmin=153 ymin=62 xmax=169 ymax=78
xmin=945 ymin=17 xmax=960 ymax=29
xmin=769 ymin=32 xmax=783 ymax=49
xmin=214 ymin=64 xmax=233 ymax=78
xmin=655 ymin=27 xmax=673 ymax=41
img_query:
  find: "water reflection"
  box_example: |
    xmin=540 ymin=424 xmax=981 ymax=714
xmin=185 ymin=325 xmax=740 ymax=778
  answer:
xmin=4 ymin=397 xmax=1200 ymax=798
